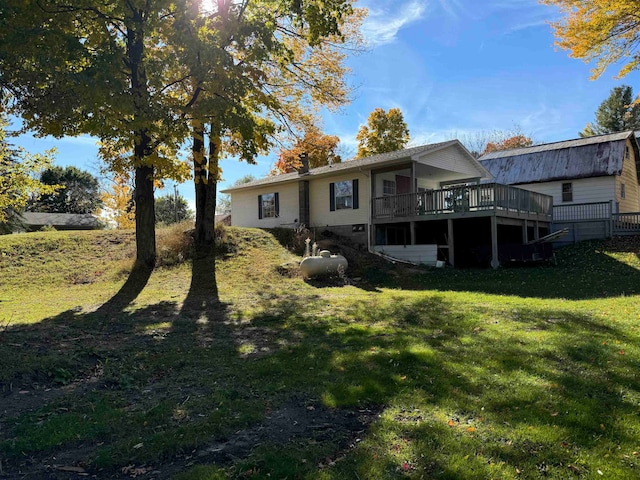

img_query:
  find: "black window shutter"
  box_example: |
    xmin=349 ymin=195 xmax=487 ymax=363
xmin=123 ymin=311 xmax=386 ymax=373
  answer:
xmin=329 ymin=183 xmax=335 ymax=211
xmin=352 ymin=179 xmax=359 ymax=209
xmin=258 ymin=195 xmax=263 ymax=219
xmin=274 ymin=192 xmax=280 ymax=217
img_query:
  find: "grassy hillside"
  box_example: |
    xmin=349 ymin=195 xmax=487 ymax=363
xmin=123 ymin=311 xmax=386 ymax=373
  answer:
xmin=1 ymin=228 xmax=640 ymax=479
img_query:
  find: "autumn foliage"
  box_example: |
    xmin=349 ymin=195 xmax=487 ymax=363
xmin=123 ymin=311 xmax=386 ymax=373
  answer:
xmin=356 ymin=108 xmax=410 ymax=158
xmin=542 ymin=0 xmax=640 ymax=79
xmin=483 ymin=135 xmax=533 ymax=154
xmin=99 ymin=175 xmax=135 ymax=230
xmin=272 ymin=127 xmax=341 ymax=175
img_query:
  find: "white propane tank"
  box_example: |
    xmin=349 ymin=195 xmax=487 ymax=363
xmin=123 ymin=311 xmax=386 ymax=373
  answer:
xmin=300 ymin=250 xmax=348 ymax=278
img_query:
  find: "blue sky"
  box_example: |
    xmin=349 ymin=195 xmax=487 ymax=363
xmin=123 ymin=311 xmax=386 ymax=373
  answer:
xmin=12 ymin=0 xmax=640 ymax=211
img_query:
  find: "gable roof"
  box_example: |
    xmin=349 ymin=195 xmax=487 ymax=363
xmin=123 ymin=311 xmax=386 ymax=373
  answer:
xmin=478 ymin=131 xmax=639 ymax=185
xmin=222 ymin=140 xmax=489 ymax=192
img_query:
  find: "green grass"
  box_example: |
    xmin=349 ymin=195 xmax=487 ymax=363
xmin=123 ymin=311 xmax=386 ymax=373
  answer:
xmin=1 ymin=228 xmax=640 ymax=479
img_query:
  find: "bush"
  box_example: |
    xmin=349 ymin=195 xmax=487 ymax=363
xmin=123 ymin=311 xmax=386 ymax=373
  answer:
xmin=268 ymin=225 xmax=311 ymax=255
xmin=156 ymin=221 xmax=194 ymax=267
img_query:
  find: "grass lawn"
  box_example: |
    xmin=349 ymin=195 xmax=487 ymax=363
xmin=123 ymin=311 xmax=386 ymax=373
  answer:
xmin=1 ymin=227 xmax=639 ymax=479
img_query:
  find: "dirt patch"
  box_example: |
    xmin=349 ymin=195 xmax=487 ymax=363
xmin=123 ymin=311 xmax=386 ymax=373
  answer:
xmin=1 ymin=397 xmax=379 ymax=479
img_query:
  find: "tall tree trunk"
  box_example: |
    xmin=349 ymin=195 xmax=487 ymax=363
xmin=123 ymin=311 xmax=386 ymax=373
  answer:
xmin=192 ymin=119 xmax=208 ymax=248
xmin=134 ymin=139 xmax=156 ymax=268
xmin=205 ymin=132 xmax=220 ymax=244
xmin=127 ymin=6 xmax=156 ymax=267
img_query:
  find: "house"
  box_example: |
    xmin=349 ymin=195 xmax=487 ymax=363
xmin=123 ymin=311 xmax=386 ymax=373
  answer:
xmin=222 ymin=140 xmax=555 ymax=268
xmin=20 ymin=212 xmax=99 ymax=232
xmin=478 ymin=131 xmax=640 ymax=215
xmin=214 ymin=214 xmax=232 ymax=226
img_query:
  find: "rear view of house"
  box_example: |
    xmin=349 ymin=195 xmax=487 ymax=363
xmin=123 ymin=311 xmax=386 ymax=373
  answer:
xmin=479 ymin=131 xmax=640 ymax=242
xmin=479 ymin=131 xmax=640 ymax=214
xmin=222 ymin=141 xmax=555 ymax=268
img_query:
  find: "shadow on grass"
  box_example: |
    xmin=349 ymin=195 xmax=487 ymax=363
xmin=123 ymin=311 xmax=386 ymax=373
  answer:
xmin=360 ymin=244 xmax=640 ymax=300
xmin=1 ymin=261 xmax=640 ymax=478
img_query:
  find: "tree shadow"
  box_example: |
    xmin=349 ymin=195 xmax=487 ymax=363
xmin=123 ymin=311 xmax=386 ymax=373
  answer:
xmin=355 ymin=247 xmax=640 ymax=300
xmin=2 ymin=254 xmax=640 ymax=478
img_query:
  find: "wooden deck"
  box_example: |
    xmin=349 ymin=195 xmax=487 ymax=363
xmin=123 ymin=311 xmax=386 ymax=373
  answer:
xmin=372 ymin=183 xmax=553 ymax=224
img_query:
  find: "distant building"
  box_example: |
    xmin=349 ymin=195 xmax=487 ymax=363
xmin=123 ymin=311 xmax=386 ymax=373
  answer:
xmin=21 ymin=212 xmax=99 ymax=232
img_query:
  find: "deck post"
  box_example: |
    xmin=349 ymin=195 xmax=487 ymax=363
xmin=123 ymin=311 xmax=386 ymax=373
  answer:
xmin=523 ymin=219 xmax=528 ymax=243
xmin=534 ymin=220 xmax=540 ymax=240
xmin=410 ymin=221 xmax=416 ymax=246
xmin=447 ymin=219 xmax=455 ymax=267
xmin=490 ymin=215 xmax=499 ymax=269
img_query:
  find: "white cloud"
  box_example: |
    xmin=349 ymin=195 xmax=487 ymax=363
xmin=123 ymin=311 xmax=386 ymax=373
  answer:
xmin=361 ymin=0 xmax=428 ymax=47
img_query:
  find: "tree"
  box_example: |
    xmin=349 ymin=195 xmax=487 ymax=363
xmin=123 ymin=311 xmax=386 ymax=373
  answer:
xmin=542 ymin=1 xmax=640 ymax=80
xmin=0 ymin=115 xmax=58 ymax=227
xmin=579 ymin=85 xmax=640 ymax=137
xmin=99 ymin=174 xmax=135 ymax=230
xmin=450 ymin=126 xmax=533 ymax=158
xmin=217 ymin=174 xmax=256 ymax=214
xmin=1 ymin=0 xmax=363 ymax=267
xmin=167 ymin=1 xmax=364 ymax=253
xmin=29 ymin=166 xmax=101 ymax=214
xmin=156 ymin=193 xmax=193 ymax=225
xmin=1 ymin=0 xmax=192 ymax=266
xmin=271 ymin=126 xmax=342 ymax=175
xmin=356 ymin=108 xmax=410 ymax=158
xmin=483 ymin=135 xmax=533 ymax=154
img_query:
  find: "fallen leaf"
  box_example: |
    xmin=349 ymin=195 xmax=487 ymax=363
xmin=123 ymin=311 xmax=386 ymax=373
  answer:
xmin=133 ymin=442 xmax=144 ymax=449
xmin=55 ymin=466 xmax=86 ymax=473
xmin=447 ymin=419 xmax=457 ymax=427
xmin=466 ymin=426 xmax=475 ymax=432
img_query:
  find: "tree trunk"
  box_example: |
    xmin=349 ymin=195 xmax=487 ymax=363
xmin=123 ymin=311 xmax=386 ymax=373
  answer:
xmin=127 ymin=6 xmax=156 ymax=267
xmin=192 ymin=120 xmax=208 ymax=247
xmin=134 ymin=155 xmax=156 ymax=268
xmin=204 ymin=133 xmax=220 ymax=244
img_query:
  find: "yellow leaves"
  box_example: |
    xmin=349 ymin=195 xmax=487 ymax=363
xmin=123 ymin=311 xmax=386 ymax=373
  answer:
xmin=356 ymin=108 xmax=410 ymax=158
xmin=542 ymin=0 xmax=640 ymax=79
xmin=99 ymin=174 xmax=135 ymax=230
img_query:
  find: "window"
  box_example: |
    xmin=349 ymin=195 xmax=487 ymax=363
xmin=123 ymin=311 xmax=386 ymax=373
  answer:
xmin=625 ymin=146 xmax=631 ymax=161
xmin=561 ymin=182 xmax=573 ymax=202
xmin=258 ymin=192 xmax=279 ymax=219
xmin=383 ymin=180 xmax=396 ymax=196
xmin=335 ymin=181 xmax=353 ymax=209
xmin=330 ymin=179 xmax=359 ymax=211
xmin=621 ymin=183 xmax=626 ymax=199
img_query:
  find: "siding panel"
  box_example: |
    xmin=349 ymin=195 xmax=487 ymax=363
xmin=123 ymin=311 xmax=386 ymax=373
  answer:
xmin=418 ymin=145 xmax=484 ymax=178
xmin=231 ymin=182 xmax=300 ymax=228
xmin=517 ymin=177 xmax=616 ymax=206
xmin=616 ymin=139 xmax=640 ymax=212
xmin=309 ymin=171 xmax=369 ymax=227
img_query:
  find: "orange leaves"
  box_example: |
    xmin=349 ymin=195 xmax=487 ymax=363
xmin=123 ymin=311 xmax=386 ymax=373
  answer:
xmin=483 ymin=135 xmax=533 ymax=154
xmin=271 ymin=126 xmax=342 ymax=175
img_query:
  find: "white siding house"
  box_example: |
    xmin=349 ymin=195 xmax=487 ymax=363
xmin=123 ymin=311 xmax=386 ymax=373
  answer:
xmin=222 ymin=141 xmax=492 ymax=241
xmin=479 ymin=132 xmax=640 ymax=214
xmin=221 ymin=141 xmax=560 ymax=269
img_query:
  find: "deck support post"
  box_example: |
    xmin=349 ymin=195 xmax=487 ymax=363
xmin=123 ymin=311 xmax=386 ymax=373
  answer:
xmin=534 ymin=220 xmax=540 ymax=240
xmin=447 ymin=219 xmax=455 ymax=267
xmin=490 ymin=215 xmax=499 ymax=269
xmin=523 ymin=219 xmax=528 ymax=243
xmin=410 ymin=221 xmax=416 ymax=246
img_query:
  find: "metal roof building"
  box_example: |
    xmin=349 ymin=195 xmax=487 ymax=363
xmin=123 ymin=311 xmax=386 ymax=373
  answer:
xmin=478 ymin=131 xmax=640 ymax=185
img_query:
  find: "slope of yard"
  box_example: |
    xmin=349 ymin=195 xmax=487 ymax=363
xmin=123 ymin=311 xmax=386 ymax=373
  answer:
xmin=1 ymin=228 xmax=639 ymax=479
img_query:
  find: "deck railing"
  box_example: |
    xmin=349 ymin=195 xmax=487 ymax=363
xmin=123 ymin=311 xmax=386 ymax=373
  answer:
xmin=613 ymin=212 xmax=640 ymax=235
xmin=553 ymin=201 xmax=612 ymax=222
xmin=372 ymin=183 xmax=553 ymax=220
